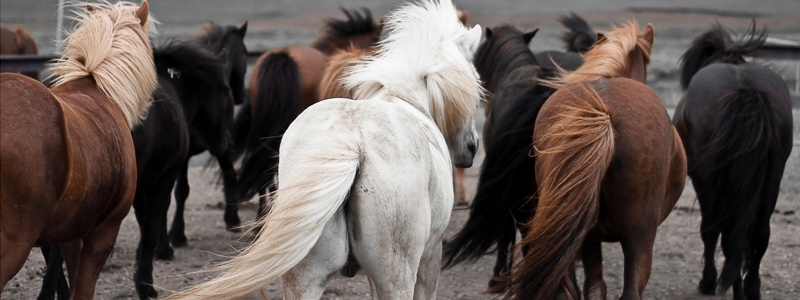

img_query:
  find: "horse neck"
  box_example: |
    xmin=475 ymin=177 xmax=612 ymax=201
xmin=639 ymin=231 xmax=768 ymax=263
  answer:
xmin=478 ymin=40 xmax=538 ymax=92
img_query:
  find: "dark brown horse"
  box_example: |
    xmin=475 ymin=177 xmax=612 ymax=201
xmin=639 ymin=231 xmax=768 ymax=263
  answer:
xmin=0 ymin=25 xmax=39 ymax=79
xmin=231 ymin=8 xmax=382 ymax=215
xmin=0 ymin=2 xmax=156 ymax=299
xmin=501 ymin=22 xmax=687 ymax=300
xmin=443 ymin=24 xmax=555 ymax=291
xmin=674 ymin=24 xmax=793 ymax=300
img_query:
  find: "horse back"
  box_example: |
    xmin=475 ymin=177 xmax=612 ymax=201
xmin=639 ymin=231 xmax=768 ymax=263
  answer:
xmin=39 ymin=78 xmax=137 ymax=243
xmin=540 ymin=78 xmax=685 ymax=240
xmin=1 ymin=74 xmax=70 ymax=233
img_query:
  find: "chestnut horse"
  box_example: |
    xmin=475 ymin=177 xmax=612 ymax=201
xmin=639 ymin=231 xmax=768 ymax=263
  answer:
xmin=674 ymin=24 xmax=793 ymax=299
xmin=0 ymin=2 xmax=156 ymax=299
xmin=0 ymin=25 xmax=39 ymax=79
xmin=443 ymin=24 xmax=555 ymax=291
xmin=501 ymin=22 xmax=687 ymax=300
xmin=231 ymin=8 xmax=381 ymax=216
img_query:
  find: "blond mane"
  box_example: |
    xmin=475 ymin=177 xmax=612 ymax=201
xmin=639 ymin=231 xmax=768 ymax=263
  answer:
xmin=48 ymin=1 xmax=157 ymax=128
xmin=545 ymin=21 xmax=652 ymax=89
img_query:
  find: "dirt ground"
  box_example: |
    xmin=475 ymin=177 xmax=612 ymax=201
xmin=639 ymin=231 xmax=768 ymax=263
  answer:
xmin=2 ymin=1 xmax=800 ymax=299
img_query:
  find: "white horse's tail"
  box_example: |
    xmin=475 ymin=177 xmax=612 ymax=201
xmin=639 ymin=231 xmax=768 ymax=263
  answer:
xmin=166 ymin=131 xmax=361 ymax=300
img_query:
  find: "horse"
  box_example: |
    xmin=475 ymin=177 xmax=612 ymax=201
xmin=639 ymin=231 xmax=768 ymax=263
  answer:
xmin=500 ymin=22 xmax=687 ymax=300
xmin=442 ymin=24 xmax=556 ymax=291
xmin=317 ymin=11 xmax=476 ymax=206
xmin=167 ymin=22 xmax=249 ymax=247
xmin=0 ymin=2 xmax=156 ymax=299
xmin=673 ymin=24 xmax=793 ymax=300
xmin=0 ymin=25 xmax=40 ymax=79
xmin=164 ymin=0 xmax=483 ymax=298
xmin=230 ymin=8 xmax=381 ymax=217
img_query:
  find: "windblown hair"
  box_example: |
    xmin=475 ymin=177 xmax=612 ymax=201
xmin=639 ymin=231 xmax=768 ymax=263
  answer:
xmin=679 ymin=22 xmax=766 ymax=90
xmin=559 ymin=13 xmax=596 ymax=53
xmin=343 ymin=0 xmax=484 ymax=139
xmin=318 ymin=47 xmax=372 ymax=100
xmin=502 ymin=85 xmax=615 ymax=300
xmin=312 ymin=8 xmax=379 ymax=54
xmin=48 ymin=1 xmax=157 ymax=128
xmin=545 ymin=21 xmax=651 ymax=89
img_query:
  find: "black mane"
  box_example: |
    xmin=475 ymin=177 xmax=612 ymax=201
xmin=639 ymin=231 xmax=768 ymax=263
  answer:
xmin=474 ymin=25 xmax=540 ymax=93
xmin=153 ymin=41 xmax=227 ymax=89
xmin=680 ymin=22 xmax=766 ymax=90
xmin=559 ymin=13 xmax=596 ymax=53
xmin=321 ymin=8 xmax=377 ymax=39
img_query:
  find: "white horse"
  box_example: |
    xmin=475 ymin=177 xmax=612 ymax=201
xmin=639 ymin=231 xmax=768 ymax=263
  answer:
xmin=165 ymin=0 xmax=483 ymax=299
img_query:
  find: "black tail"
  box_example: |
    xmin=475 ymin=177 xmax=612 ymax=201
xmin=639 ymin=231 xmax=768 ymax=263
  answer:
xmin=232 ymin=51 xmax=301 ymax=202
xmin=559 ymin=13 xmax=596 ymax=53
xmin=443 ymin=84 xmax=553 ymax=269
xmin=680 ymin=22 xmax=766 ymax=90
xmin=696 ymin=85 xmax=786 ymax=294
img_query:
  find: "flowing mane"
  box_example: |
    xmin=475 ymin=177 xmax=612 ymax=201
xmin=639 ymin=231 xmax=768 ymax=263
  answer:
xmin=343 ymin=0 xmax=484 ymax=138
xmin=679 ymin=23 xmax=766 ymax=90
xmin=48 ymin=1 xmax=157 ymax=128
xmin=311 ymin=8 xmax=379 ymax=54
xmin=545 ymin=21 xmax=652 ymax=89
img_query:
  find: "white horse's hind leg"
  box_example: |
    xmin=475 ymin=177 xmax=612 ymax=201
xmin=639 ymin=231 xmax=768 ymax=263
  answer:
xmin=281 ymin=210 xmax=348 ymax=299
xmin=414 ymin=242 xmax=443 ymax=299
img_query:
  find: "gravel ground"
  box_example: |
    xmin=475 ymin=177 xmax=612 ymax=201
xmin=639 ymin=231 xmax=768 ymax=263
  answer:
xmin=2 ymin=1 xmax=800 ymax=299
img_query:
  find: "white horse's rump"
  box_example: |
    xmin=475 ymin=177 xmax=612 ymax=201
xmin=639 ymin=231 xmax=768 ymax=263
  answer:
xmin=165 ymin=0 xmax=482 ymax=299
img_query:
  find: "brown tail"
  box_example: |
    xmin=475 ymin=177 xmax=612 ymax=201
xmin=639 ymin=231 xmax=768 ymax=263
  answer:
xmin=502 ymin=85 xmax=615 ymax=300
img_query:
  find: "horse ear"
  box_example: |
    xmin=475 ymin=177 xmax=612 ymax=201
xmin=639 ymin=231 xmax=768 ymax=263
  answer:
xmin=643 ymin=23 xmax=654 ymax=46
xmin=596 ymin=32 xmax=607 ymax=44
xmin=457 ymin=10 xmax=469 ymax=25
xmin=466 ymin=25 xmax=482 ymax=55
xmin=135 ymin=1 xmax=149 ymax=27
xmin=238 ymin=21 xmax=248 ymax=36
xmin=485 ymin=27 xmax=493 ymax=40
xmin=523 ymin=28 xmax=539 ymax=45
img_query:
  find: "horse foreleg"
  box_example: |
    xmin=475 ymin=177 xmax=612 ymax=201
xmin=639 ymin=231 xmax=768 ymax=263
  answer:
xmin=38 ymin=246 xmax=70 ymax=300
xmin=487 ymin=233 xmax=513 ymax=292
xmin=281 ymin=210 xmax=347 ymax=299
xmin=217 ymin=153 xmax=242 ymax=232
xmin=169 ymin=161 xmax=190 ymax=247
xmin=581 ymin=241 xmax=606 ymax=300
xmin=132 ymin=194 xmax=160 ymax=299
xmin=619 ymin=233 xmax=655 ymax=300
xmin=453 ymin=168 xmax=468 ymax=206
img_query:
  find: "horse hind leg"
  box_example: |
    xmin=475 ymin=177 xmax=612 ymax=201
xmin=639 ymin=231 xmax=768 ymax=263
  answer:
xmin=281 ymin=210 xmax=348 ymax=299
xmin=169 ymin=161 xmax=191 ymax=247
xmin=619 ymin=232 xmax=656 ymax=300
xmin=217 ymin=153 xmax=242 ymax=231
xmin=582 ymin=241 xmax=607 ymax=300
xmin=69 ymin=221 xmax=125 ymax=299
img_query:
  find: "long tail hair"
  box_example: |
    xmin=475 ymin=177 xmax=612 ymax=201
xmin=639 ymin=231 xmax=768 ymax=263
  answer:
xmin=502 ymin=85 xmax=615 ymax=300
xmin=165 ymin=130 xmax=361 ymax=300
xmin=232 ymin=51 xmax=301 ymax=201
xmin=443 ymin=83 xmax=553 ymax=269
xmin=696 ymin=85 xmax=785 ymax=294
xmin=679 ymin=22 xmax=765 ymax=90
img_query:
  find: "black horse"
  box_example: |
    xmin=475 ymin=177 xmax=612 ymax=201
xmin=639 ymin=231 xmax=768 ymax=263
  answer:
xmin=442 ymin=25 xmax=556 ymax=291
xmin=673 ymin=23 xmax=793 ymax=300
xmin=168 ymin=23 xmax=249 ymax=247
xmin=36 ymin=41 xmax=235 ymax=300
xmin=534 ymin=13 xmax=592 ymax=71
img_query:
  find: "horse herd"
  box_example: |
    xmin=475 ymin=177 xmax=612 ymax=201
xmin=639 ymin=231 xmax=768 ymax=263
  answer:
xmin=0 ymin=0 xmax=792 ymax=299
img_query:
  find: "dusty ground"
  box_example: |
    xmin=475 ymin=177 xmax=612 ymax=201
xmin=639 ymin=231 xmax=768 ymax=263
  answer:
xmin=2 ymin=1 xmax=800 ymax=299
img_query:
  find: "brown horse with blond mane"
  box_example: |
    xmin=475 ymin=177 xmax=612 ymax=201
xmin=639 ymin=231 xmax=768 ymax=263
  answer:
xmin=0 ymin=2 xmax=156 ymax=299
xmin=500 ymin=22 xmax=687 ymax=300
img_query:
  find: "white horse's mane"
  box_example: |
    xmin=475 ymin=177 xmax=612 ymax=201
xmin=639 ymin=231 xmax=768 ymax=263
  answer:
xmin=344 ymin=0 xmax=484 ymax=138
xmin=48 ymin=1 xmax=158 ymax=128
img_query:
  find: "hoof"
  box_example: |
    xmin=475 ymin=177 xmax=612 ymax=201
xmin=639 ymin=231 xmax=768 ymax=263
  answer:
xmin=486 ymin=279 xmax=505 ymax=294
xmin=169 ymin=234 xmax=188 ymax=248
xmin=155 ymin=245 xmax=174 ymax=260
xmin=136 ymin=283 xmax=158 ymax=300
xmin=698 ymin=278 xmax=716 ymax=295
